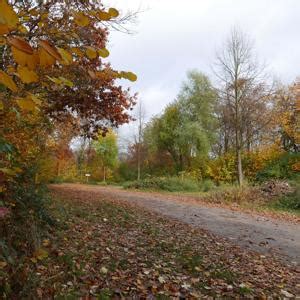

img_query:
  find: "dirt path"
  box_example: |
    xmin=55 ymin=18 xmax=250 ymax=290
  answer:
xmin=52 ymin=184 xmax=300 ymax=266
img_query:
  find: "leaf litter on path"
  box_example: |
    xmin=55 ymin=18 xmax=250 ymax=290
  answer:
xmin=26 ymin=186 xmax=300 ymax=298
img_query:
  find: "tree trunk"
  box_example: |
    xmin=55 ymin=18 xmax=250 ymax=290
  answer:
xmin=237 ymin=148 xmax=243 ymax=186
xmin=103 ymin=166 xmax=106 ymax=182
xmin=137 ymin=143 xmax=141 ymax=181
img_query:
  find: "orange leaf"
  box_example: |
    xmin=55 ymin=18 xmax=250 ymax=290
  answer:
xmin=97 ymin=11 xmax=112 ymax=21
xmin=0 ymin=24 xmax=9 ymax=35
xmin=7 ymin=36 xmax=33 ymax=54
xmin=39 ymin=48 xmax=56 ymax=67
xmin=88 ymin=70 xmax=96 ymax=79
xmin=39 ymin=40 xmax=61 ymax=60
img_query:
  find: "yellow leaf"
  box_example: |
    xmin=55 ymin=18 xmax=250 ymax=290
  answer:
xmin=0 ymin=261 xmax=7 ymax=269
xmin=58 ymin=76 xmax=73 ymax=87
xmin=46 ymin=75 xmax=62 ymax=85
xmin=11 ymin=47 xmax=38 ymax=70
xmin=41 ymin=13 xmax=48 ymax=20
xmin=0 ymin=37 xmax=5 ymax=45
xmin=57 ymin=47 xmax=73 ymax=65
xmin=0 ymin=0 xmax=18 ymax=29
xmin=98 ymin=48 xmax=109 ymax=58
xmin=108 ymin=8 xmax=119 ymax=18
xmin=28 ymin=93 xmax=42 ymax=105
xmin=71 ymin=47 xmax=83 ymax=57
xmin=42 ymin=239 xmax=50 ymax=247
xmin=33 ymin=248 xmax=48 ymax=261
xmin=0 ymin=167 xmax=19 ymax=175
xmin=29 ymin=8 xmax=38 ymax=16
xmin=120 ymin=71 xmax=138 ymax=82
xmin=74 ymin=12 xmax=90 ymax=26
xmin=86 ymin=46 xmax=97 ymax=59
xmin=0 ymin=70 xmax=18 ymax=92
xmin=97 ymin=11 xmax=112 ymax=21
xmin=17 ymin=66 xmax=39 ymax=83
xmin=16 ymin=95 xmax=38 ymax=111
xmin=17 ymin=24 xmax=28 ymax=33
xmin=0 ymin=100 xmax=3 ymax=110
xmin=39 ymin=48 xmax=56 ymax=67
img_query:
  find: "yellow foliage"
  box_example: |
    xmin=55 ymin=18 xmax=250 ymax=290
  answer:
xmin=74 ymin=12 xmax=90 ymax=26
xmin=17 ymin=65 xmax=39 ymax=83
xmin=98 ymin=47 xmax=110 ymax=58
xmin=0 ymin=0 xmax=18 ymax=29
xmin=16 ymin=94 xmax=40 ymax=112
xmin=71 ymin=47 xmax=83 ymax=57
xmin=39 ymin=48 xmax=56 ymax=67
xmin=0 ymin=70 xmax=18 ymax=92
xmin=11 ymin=46 xmax=38 ymax=69
xmin=86 ymin=46 xmax=97 ymax=59
xmin=57 ymin=47 xmax=73 ymax=65
xmin=97 ymin=11 xmax=112 ymax=21
xmin=108 ymin=8 xmax=119 ymax=18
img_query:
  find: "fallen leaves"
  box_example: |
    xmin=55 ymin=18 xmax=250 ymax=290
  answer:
xmin=5 ymin=185 xmax=297 ymax=298
xmin=27 ymin=185 xmax=297 ymax=299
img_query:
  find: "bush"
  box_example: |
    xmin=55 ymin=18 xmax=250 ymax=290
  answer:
xmin=123 ymin=177 xmax=196 ymax=192
xmin=123 ymin=177 xmax=215 ymax=192
xmin=256 ymin=152 xmax=300 ymax=182
xmin=269 ymin=184 xmax=300 ymax=211
xmin=1 ymin=167 xmax=55 ymax=297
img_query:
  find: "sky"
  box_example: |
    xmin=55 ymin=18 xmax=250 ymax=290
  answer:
xmin=102 ymin=0 xmax=300 ymax=147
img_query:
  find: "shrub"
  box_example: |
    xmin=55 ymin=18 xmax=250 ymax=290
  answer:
xmin=269 ymin=184 xmax=300 ymax=211
xmin=256 ymin=152 xmax=300 ymax=182
xmin=123 ymin=177 xmax=202 ymax=192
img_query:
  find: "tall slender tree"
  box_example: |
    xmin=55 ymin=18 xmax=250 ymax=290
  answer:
xmin=215 ymin=28 xmax=272 ymax=186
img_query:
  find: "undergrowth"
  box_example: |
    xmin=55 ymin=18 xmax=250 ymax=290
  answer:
xmin=123 ymin=177 xmax=215 ymax=192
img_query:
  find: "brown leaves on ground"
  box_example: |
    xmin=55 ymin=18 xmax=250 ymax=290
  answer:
xmin=6 ymin=186 xmax=299 ymax=298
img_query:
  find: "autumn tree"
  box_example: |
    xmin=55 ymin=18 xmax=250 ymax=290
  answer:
xmin=273 ymin=81 xmax=300 ymax=152
xmin=92 ymin=130 xmax=118 ymax=182
xmin=215 ymin=28 xmax=273 ymax=186
xmin=0 ymin=0 xmax=138 ymax=192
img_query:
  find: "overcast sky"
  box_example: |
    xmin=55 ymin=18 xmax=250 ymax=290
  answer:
xmin=102 ymin=0 xmax=300 ymax=146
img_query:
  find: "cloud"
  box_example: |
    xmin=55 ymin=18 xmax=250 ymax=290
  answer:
xmin=103 ymin=0 xmax=300 ymax=141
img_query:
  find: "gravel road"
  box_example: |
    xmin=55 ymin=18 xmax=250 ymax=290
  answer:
xmin=51 ymin=184 xmax=300 ymax=266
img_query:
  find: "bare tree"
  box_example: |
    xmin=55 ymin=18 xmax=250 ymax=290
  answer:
xmin=215 ymin=27 xmax=272 ymax=186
